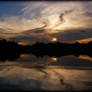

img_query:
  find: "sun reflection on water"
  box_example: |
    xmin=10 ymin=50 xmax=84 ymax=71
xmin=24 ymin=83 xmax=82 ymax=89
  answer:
xmin=51 ymin=57 xmax=57 ymax=62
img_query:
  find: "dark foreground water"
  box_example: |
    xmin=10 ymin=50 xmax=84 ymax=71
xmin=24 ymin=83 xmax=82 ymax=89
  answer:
xmin=0 ymin=54 xmax=92 ymax=91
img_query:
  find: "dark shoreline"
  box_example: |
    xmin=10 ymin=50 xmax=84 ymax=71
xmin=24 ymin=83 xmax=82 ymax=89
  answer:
xmin=0 ymin=39 xmax=92 ymax=61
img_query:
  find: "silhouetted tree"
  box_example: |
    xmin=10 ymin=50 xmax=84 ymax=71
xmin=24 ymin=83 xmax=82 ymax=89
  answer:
xmin=0 ymin=39 xmax=92 ymax=62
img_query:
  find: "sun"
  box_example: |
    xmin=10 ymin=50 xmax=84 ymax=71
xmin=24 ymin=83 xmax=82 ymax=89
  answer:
xmin=51 ymin=37 xmax=57 ymax=42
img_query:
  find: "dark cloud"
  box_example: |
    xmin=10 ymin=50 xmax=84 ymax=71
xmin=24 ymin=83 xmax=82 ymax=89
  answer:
xmin=58 ymin=9 xmax=75 ymax=27
xmin=84 ymin=11 xmax=92 ymax=17
xmin=59 ymin=13 xmax=65 ymax=23
xmin=22 ymin=28 xmax=45 ymax=34
xmin=51 ymin=29 xmax=92 ymax=42
xmin=8 ymin=33 xmax=50 ymax=44
xmin=10 ymin=36 xmax=38 ymax=42
xmin=8 ymin=28 xmax=92 ymax=44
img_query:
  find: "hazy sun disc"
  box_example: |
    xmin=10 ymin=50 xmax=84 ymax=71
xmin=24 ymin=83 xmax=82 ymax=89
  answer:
xmin=51 ymin=57 xmax=57 ymax=62
xmin=51 ymin=37 xmax=57 ymax=42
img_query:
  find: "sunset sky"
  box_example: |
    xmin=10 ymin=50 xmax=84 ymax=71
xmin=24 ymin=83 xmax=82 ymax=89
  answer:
xmin=0 ymin=1 xmax=92 ymax=45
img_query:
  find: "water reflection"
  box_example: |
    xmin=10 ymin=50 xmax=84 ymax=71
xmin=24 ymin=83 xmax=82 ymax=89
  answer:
xmin=51 ymin=57 xmax=57 ymax=62
xmin=0 ymin=54 xmax=92 ymax=91
xmin=0 ymin=54 xmax=92 ymax=70
xmin=78 ymin=55 xmax=92 ymax=61
xmin=19 ymin=54 xmax=92 ymax=68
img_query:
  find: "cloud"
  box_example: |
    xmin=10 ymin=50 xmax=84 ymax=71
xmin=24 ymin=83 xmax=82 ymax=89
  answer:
xmin=52 ymin=29 xmax=92 ymax=42
xmin=77 ymin=38 xmax=92 ymax=43
xmin=0 ymin=1 xmax=92 ymax=43
xmin=21 ymin=1 xmax=92 ymax=30
xmin=5 ymin=28 xmax=92 ymax=45
xmin=84 ymin=11 xmax=92 ymax=17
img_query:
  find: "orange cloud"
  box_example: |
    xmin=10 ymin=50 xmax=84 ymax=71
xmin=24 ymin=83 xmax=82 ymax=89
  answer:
xmin=18 ymin=41 xmax=31 ymax=45
xmin=77 ymin=38 xmax=92 ymax=43
xmin=78 ymin=55 xmax=92 ymax=61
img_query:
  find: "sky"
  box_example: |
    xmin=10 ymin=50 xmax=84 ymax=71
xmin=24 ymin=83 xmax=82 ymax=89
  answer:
xmin=0 ymin=1 xmax=92 ymax=45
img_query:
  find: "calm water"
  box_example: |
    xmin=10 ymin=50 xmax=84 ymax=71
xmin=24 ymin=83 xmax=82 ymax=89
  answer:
xmin=0 ymin=54 xmax=92 ymax=91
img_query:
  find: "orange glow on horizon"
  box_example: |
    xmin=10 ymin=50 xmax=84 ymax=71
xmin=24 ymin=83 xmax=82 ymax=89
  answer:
xmin=20 ymin=54 xmax=31 ymax=59
xmin=18 ymin=41 xmax=30 ymax=45
xmin=78 ymin=55 xmax=92 ymax=61
xmin=51 ymin=37 xmax=57 ymax=42
xmin=77 ymin=38 xmax=92 ymax=43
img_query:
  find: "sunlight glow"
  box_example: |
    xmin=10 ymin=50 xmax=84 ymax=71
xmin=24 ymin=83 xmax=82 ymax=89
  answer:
xmin=51 ymin=57 xmax=57 ymax=62
xmin=78 ymin=55 xmax=92 ymax=61
xmin=51 ymin=37 xmax=57 ymax=42
xmin=77 ymin=38 xmax=92 ymax=43
xmin=20 ymin=54 xmax=31 ymax=59
xmin=18 ymin=41 xmax=30 ymax=45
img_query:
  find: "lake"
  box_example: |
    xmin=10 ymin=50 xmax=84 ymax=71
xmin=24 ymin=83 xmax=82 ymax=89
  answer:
xmin=0 ymin=54 xmax=92 ymax=91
